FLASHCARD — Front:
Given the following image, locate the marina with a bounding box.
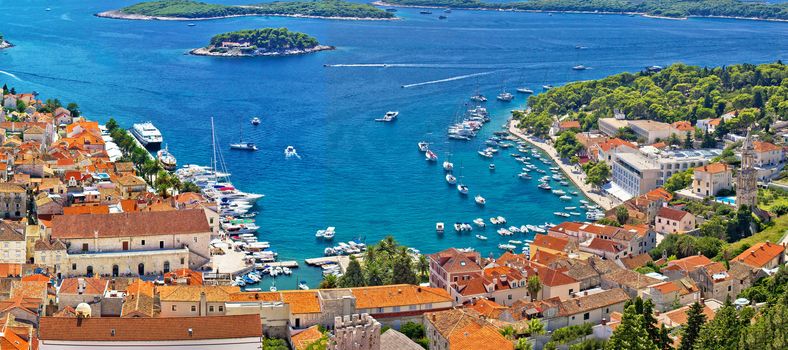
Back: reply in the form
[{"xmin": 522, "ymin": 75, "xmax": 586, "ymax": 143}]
[{"xmin": 2, "ymin": 2, "xmax": 782, "ymax": 289}]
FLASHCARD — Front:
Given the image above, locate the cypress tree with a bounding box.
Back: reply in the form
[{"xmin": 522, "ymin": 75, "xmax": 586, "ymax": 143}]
[
  {"xmin": 678, "ymin": 302, "xmax": 706, "ymax": 350},
  {"xmin": 606, "ymin": 305, "xmax": 658, "ymax": 350},
  {"xmin": 339, "ymin": 255, "xmax": 365, "ymax": 288}
]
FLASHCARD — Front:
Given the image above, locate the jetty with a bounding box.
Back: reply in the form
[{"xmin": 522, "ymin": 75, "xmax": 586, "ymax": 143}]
[
  {"xmin": 266, "ymin": 261, "xmax": 299, "ymax": 268},
  {"xmin": 305, "ymin": 254, "xmax": 363, "ymax": 273}
]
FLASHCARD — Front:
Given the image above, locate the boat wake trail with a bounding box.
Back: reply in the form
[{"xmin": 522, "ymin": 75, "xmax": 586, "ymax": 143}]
[
  {"xmin": 402, "ymin": 71, "xmax": 503, "ymax": 88},
  {"xmin": 0, "ymin": 70, "xmax": 22, "ymax": 81}
]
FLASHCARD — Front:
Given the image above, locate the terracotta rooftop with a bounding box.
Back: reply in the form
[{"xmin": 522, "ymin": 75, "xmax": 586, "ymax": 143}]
[
  {"xmin": 59, "ymin": 277, "xmax": 107, "ymax": 295},
  {"xmin": 51, "ymin": 209, "xmax": 210, "ymax": 239},
  {"xmin": 121, "ymin": 279, "xmax": 155, "ymax": 318},
  {"xmin": 10, "ymin": 281, "xmax": 48, "ymax": 300},
  {"xmin": 657, "ymin": 207, "xmax": 691, "ymax": 221},
  {"xmin": 537, "ymin": 266, "xmax": 577, "ymax": 287},
  {"xmin": 39, "ymin": 314, "xmax": 262, "ymax": 341},
  {"xmin": 694, "ymin": 162, "xmax": 730, "ymax": 174},
  {"xmin": 292, "ymin": 325, "xmax": 323, "ymax": 350},
  {"xmin": 661, "ymin": 303, "xmax": 715, "ymax": 327},
  {"xmin": 557, "ymin": 288, "xmax": 629, "ymax": 316},
  {"xmin": 454, "ymin": 276, "xmax": 490, "ymax": 296},
  {"xmin": 63, "ymin": 205, "xmax": 110, "ymax": 215},
  {"xmin": 732, "ymin": 242, "xmax": 785, "ymax": 269},
  {"xmin": 559, "ymin": 120, "xmax": 581, "ymax": 129},
  {"xmin": 352, "ymin": 284, "xmax": 452, "ymax": 310},
  {"xmin": 585, "ymin": 237, "xmax": 623, "ymax": 254},
  {"xmin": 664, "ymin": 255, "xmax": 713, "ymax": 273},
  {"xmin": 597, "ymin": 138, "xmax": 636, "ymax": 152},
  {"xmin": 426, "ymin": 308, "xmax": 513, "ymax": 350},
  {"xmin": 671, "ymin": 121, "xmax": 693, "ymax": 131},
  {"xmin": 645, "ymin": 187, "xmax": 673, "ymax": 201},
  {"xmin": 533, "ymin": 234, "xmax": 571, "ymax": 252},
  {"xmin": 467, "ymin": 299, "xmax": 509, "ymax": 319},
  {"xmin": 548, "ymin": 221, "xmax": 583, "ymax": 235},
  {"xmin": 157, "ymin": 285, "xmax": 239, "ymax": 303},
  {"xmin": 429, "ymin": 248, "xmax": 483, "ymax": 274},
  {"xmin": 280, "ymin": 290, "xmax": 322, "ymax": 314},
  {"xmin": 753, "ymin": 141, "xmax": 781, "ymax": 152},
  {"xmin": 603, "ymin": 269, "xmax": 660, "ymax": 289},
  {"xmin": 620, "ymin": 253, "xmax": 653, "ymax": 270},
  {"xmin": 650, "ymin": 281, "xmax": 681, "ymax": 294}
]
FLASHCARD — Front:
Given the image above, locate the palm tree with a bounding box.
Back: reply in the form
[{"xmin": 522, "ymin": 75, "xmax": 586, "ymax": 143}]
[
  {"xmin": 527, "ymin": 318, "xmax": 545, "ymax": 337},
  {"xmin": 417, "ymin": 255, "xmax": 429, "ymax": 279},
  {"xmin": 378, "ymin": 236, "xmax": 398, "ymax": 255},
  {"xmin": 527, "ymin": 275, "xmax": 542, "ymax": 302},
  {"xmin": 319, "ymin": 274, "xmax": 338, "ymax": 289},
  {"xmin": 180, "ymin": 181, "xmax": 201, "ymax": 193}
]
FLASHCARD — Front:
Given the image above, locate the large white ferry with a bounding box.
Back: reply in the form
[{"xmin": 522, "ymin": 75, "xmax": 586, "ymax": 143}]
[{"xmin": 130, "ymin": 122, "xmax": 163, "ymax": 148}]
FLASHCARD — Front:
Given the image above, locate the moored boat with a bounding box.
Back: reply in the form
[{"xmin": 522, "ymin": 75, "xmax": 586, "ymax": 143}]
[{"xmin": 157, "ymin": 146, "xmax": 177, "ymax": 171}]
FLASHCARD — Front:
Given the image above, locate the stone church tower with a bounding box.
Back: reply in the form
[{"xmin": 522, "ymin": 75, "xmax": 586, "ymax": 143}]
[{"xmin": 736, "ymin": 129, "xmax": 758, "ymax": 208}]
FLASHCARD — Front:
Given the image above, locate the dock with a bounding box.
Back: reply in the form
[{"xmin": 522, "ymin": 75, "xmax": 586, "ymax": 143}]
[
  {"xmin": 265, "ymin": 261, "xmax": 299, "ymax": 268},
  {"xmin": 305, "ymin": 254, "xmax": 363, "ymax": 273}
]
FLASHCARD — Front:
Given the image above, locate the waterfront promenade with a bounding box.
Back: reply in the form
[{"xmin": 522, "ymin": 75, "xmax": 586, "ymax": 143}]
[{"xmin": 508, "ymin": 119, "xmax": 617, "ymax": 211}]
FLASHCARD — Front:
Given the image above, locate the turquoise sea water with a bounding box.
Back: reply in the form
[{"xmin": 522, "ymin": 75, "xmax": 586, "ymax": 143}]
[{"xmin": 1, "ymin": 0, "xmax": 786, "ymax": 288}]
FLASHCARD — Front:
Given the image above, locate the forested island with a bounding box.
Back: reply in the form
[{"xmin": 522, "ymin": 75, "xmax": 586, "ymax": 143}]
[
  {"xmin": 377, "ymin": 0, "xmax": 788, "ymax": 21},
  {"xmin": 190, "ymin": 27, "xmax": 333, "ymax": 57},
  {"xmin": 98, "ymin": 0, "xmax": 396, "ymax": 20},
  {"xmin": 517, "ymin": 62, "xmax": 788, "ymax": 138}
]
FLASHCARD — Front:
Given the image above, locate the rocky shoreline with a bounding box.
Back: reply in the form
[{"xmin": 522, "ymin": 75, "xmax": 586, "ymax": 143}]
[
  {"xmin": 371, "ymin": 1, "xmax": 788, "ymax": 23},
  {"xmin": 189, "ymin": 45, "xmax": 335, "ymax": 57},
  {"xmin": 95, "ymin": 10, "xmax": 399, "ymax": 21}
]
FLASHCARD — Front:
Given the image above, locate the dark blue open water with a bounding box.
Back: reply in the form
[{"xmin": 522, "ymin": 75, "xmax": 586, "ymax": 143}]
[{"xmin": 1, "ymin": 0, "xmax": 786, "ymax": 288}]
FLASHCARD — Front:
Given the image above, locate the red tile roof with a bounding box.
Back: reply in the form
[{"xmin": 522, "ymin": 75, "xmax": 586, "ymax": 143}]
[
  {"xmin": 694, "ymin": 163, "xmax": 730, "ymax": 174},
  {"xmin": 429, "ymin": 248, "xmax": 482, "ymax": 274},
  {"xmin": 664, "ymin": 255, "xmax": 712, "ymax": 273},
  {"xmin": 559, "ymin": 121, "xmax": 581, "ymax": 129},
  {"xmin": 657, "ymin": 207, "xmax": 691, "ymax": 221},
  {"xmin": 671, "ymin": 121, "xmax": 693, "ymax": 132},
  {"xmin": 537, "ymin": 267, "xmax": 577, "ymax": 287},
  {"xmin": 753, "ymin": 141, "xmax": 781, "ymax": 152},
  {"xmin": 597, "ymin": 138, "xmax": 636, "ymax": 152},
  {"xmin": 733, "ymin": 242, "xmax": 785, "ymax": 269},
  {"xmin": 39, "ymin": 315, "xmax": 262, "ymax": 341},
  {"xmin": 51, "ymin": 209, "xmax": 210, "ymax": 239},
  {"xmin": 533, "ymin": 234, "xmax": 571, "ymax": 252}
]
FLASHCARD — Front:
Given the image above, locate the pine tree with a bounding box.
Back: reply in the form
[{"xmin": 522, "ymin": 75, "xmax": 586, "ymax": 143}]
[
  {"xmin": 684, "ymin": 131, "xmax": 693, "ymax": 149},
  {"xmin": 696, "ymin": 300, "xmax": 743, "ymax": 350},
  {"xmin": 339, "ymin": 255, "xmax": 365, "ymax": 288},
  {"xmin": 606, "ymin": 305, "xmax": 658, "ymax": 350},
  {"xmin": 678, "ymin": 302, "xmax": 706, "ymax": 350},
  {"xmin": 739, "ymin": 294, "xmax": 787, "ymax": 350},
  {"xmin": 391, "ymin": 252, "xmax": 417, "ymax": 285}
]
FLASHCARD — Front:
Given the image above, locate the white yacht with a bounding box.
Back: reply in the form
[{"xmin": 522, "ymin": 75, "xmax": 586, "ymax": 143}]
[
  {"xmin": 470, "ymin": 94, "xmax": 487, "ymax": 102},
  {"xmin": 230, "ymin": 142, "xmax": 258, "ymax": 151},
  {"xmin": 496, "ymin": 92, "xmax": 514, "ymax": 102},
  {"xmin": 418, "ymin": 141, "xmax": 429, "ymax": 152},
  {"xmin": 425, "ymin": 150, "xmax": 438, "ymax": 162},
  {"xmin": 443, "ymin": 161, "xmax": 454, "ymax": 171},
  {"xmin": 375, "ymin": 111, "xmax": 399, "ymax": 122},
  {"xmin": 457, "ymin": 184, "xmax": 469, "ymax": 195},
  {"xmin": 516, "ymin": 87, "xmax": 534, "ymax": 94},
  {"xmin": 475, "ymin": 195, "xmax": 486, "ymax": 206},
  {"xmin": 436, "ymin": 222, "xmax": 445, "ymax": 233},
  {"xmin": 131, "ymin": 122, "xmax": 163, "ymax": 148},
  {"xmin": 445, "ymin": 174, "xmax": 457, "ymax": 185},
  {"xmin": 251, "ymin": 117, "xmax": 261, "ymax": 125},
  {"xmin": 284, "ymin": 146, "xmax": 299, "ymax": 158}
]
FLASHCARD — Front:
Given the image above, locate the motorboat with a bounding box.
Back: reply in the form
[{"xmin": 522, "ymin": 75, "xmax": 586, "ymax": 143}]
[
  {"xmin": 488, "ymin": 164, "xmax": 495, "ymax": 170},
  {"xmin": 470, "ymin": 94, "xmax": 487, "ymax": 102},
  {"xmin": 542, "ymin": 85, "xmax": 553, "ymax": 90},
  {"xmin": 565, "ymin": 206, "xmax": 577, "ymax": 210},
  {"xmin": 284, "ymin": 146, "xmax": 299, "ymax": 158},
  {"xmin": 445, "ymin": 174, "xmax": 457, "ymax": 185},
  {"xmin": 498, "ymin": 244, "xmax": 516, "ymax": 250},
  {"xmin": 418, "ymin": 141, "xmax": 430, "ymax": 152},
  {"xmin": 570, "ymin": 212, "xmax": 582, "ymax": 216},
  {"xmin": 497, "ymin": 216, "xmax": 507, "ymax": 224},
  {"xmin": 509, "ymin": 240, "xmax": 522, "ymax": 244},
  {"xmin": 518, "ymin": 173, "xmax": 532, "ymax": 180},
  {"xmin": 475, "ymin": 195, "xmax": 486, "ymax": 206},
  {"xmin": 559, "ymin": 195, "xmax": 572, "ymax": 200},
  {"xmin": 251, "ymin": 117, "xmax": 261, "ymax": 125},
  {"xmin": 420, "ymin": 10, "xmax": 432, "ymax": 14},
  {"xmin": 516, "ymin": 87, "xmax": 534, "ymax": 94},
  {"xmin": 425, "ymin": 150, "xmax": 438, "ymax": 162},
  {"xmin": 473, "ymin": 218, "xmax": 486, "ymax": 227},
  {"xmin": 497, "ymin": 228, "xmax": 512, "ymax": 236},
  {"xmin": 375, "ymin": 111, "xmax": 399, "ymax": 122},
  {"xmin": 157, "ymin": 146, "xmax": 177, "ymax": 171},
  {"xmin": 187, "ymin": 23, "xmax": 196, "ymax": 27},
  {"xmin": 457, "ymin": 184, "xmax": 469, "ymax": 195},
  {"xmin": 509, "ymin": 226, "xmax": 521, "ymax": 233},
  {"xmin": 475, "ymin": 234, "xmax": 487, "ymax": 240},
  {"xmin": 538, "ymin": 183, "xmax": 552, "ymax": 190},
  {"xmin": 298, "ymin": 281, "xmax": 310, "ymax": 290},
  {"xmin": 554, "ymin": 212, "xmax": 571, "ymax": 217},
  {"xmin": 478, "ymin": 151, "xmax": 493, "ymax": 158},
  {"xmin": 230, "ymin": 142, "xmax": 258, "ymax": 151},
  {"xmin": 438, "ymin": 15, "xmax": 447, "ymax": 19},
  {"xmin": 496, "ymin": 92, "xmax": 514, "ymax": 102},
  {"xmin": 443, "ymin": 161, "xmax": 454, "ymax": 171},
  {"xmin": 436, "ymin": 222, "xmax": 445, "ymax": 233},
  {"xmin": 130, "ymin": 122, "xmax": 163, "ymax": 148},
  {"xmin": 552, "ymin": 189, "xmax": 566, "ymax": 195},
  {"xmin": 572, "ymin": 65, "xmax": 589, "ymax": 70}
]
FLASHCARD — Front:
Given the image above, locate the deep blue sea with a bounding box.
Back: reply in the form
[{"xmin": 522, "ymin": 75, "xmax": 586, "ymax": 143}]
[{"xmin": 1, "ymin": 0, "xmax": 786, "ymax": 288}]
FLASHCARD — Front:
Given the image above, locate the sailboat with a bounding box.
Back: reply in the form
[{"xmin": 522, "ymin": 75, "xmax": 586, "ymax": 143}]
[{"xmin": 230, "ymin": 118, "xmax": 258, "ymax": 151}]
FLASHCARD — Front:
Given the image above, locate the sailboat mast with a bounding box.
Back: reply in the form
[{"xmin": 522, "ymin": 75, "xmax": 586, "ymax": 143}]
[{"xmin": 211, "ymin": 117, "xmax": 218, "ymax": 180}]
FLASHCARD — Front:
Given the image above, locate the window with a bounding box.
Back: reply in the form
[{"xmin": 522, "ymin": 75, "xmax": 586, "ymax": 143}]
[
  {"xmin": 141, "ymin": 240, "xmax": 145, "ymax": 246},
  {"xmin": 193, "ymin": 237, "xmax": 198, "ymax": 243},
  {"xmin": 180, "ymin": 258, "xmax": 185, "ymax": 265},
  {"xmin": 409, "ymin": 305, "xmax": 417, "ymax": 311},
  {"xmin": 218, "ymin": 306, "xmax": 223, "ymax": 312},
  {"xmin": 160, "ymin": 241, "xmax": 165, "ymax": 249},
  {"xmin": 571, "ymin": 316, "xmax": 575, "ymax": 320},
  {"xmin": 82, "ymin": 243, "xmax": 88, "ymax": 251},
  {"xmin": 172, "ymin": 305, "xmax": 177, "ymax": 311},
  {"xmin": 378, "ymin": 307, "xmax": 384, "ymax": 313},
  {"xmin": 209, "ymin": 306, "xmax": 214, "ymax": 312},
  {"xmin": 584, "ymin": 312, "xmax": 590, "ymax": 320},
  {"xmin": 72, "ymin": 263, "xmax": 77, "ymax": 271},
  {"xmin": 508, "ymin": 295, "xmax": 512, "ymax": 300},
  {"xmin": 191, "ymin": 306, "xmax": 196, "ymax": 312},
  {"xmin": 569, "ymin": 289, "xmax": 574, "ymax": 295},
  {"xmin": 606, "ymin": 308, "xmax": 609, "ymax": 313},
  {"xmin": 393, "ymin": 306, "xmax": 400, "ymax": 312}
]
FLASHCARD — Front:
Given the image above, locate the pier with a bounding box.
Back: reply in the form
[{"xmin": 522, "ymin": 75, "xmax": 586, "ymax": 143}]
[
  {"xmin": 266, "ymin": 261, "xmax": 299, "ymax": 268},
  {"xmin": 305, "ymin": 255, "xmax": 363, "ymax": 273}
]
